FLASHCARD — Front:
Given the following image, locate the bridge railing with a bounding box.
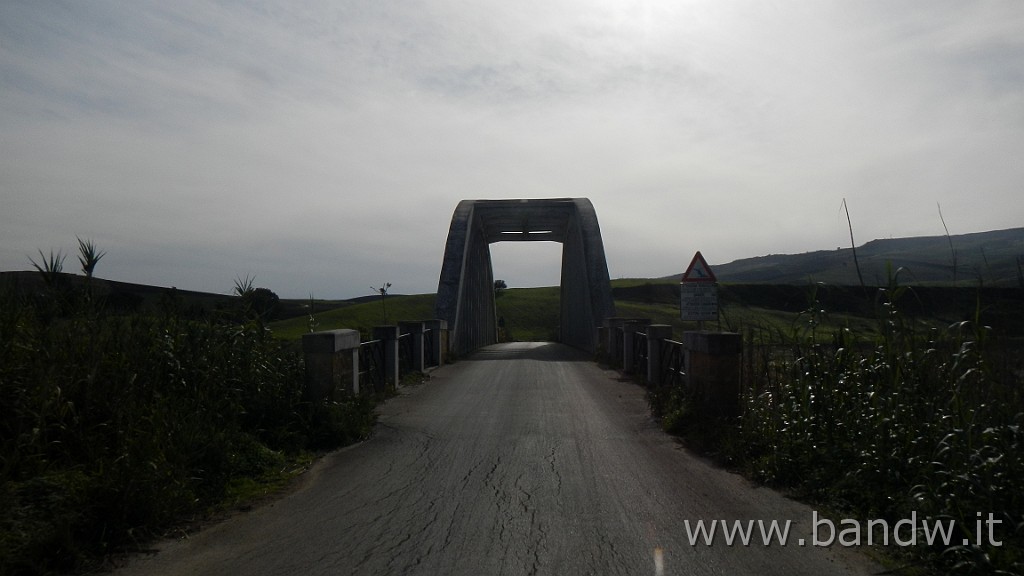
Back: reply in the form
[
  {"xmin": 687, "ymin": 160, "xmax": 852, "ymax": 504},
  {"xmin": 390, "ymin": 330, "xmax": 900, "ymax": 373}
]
[
  {"xmin": 424, "ymin": 327, "xmax": 436, "ymax": 367},
  {"xmin": 601, "ymin": 318, "xmax": 651, "ymax": 372},
  {"xmin": 631, "ymin": 328, "xmax": 649, "ymax": 375},
  {"xmin": 398, "ymin": 331, "xmax": 412, "ymax": 374},
  {"xmin": 359, "ymin": 338, "xmax": 386, "ymax": 396},
  {"xmin": 304, "ymin": 319, "xmax": 448, "ymax": 399},
  {"xmin": 659, "ymin": 338, "xmax": 687, "ymax": 389},
  {"xmin": 600, "ymin": 321, "xmax": 741, "ymax": 417}
]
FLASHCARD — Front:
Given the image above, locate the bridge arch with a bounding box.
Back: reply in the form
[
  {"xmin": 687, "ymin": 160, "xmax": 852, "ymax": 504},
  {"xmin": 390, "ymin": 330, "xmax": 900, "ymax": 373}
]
[{"xmin": 435, "ymin": 198, "xmax": 616, "ymax": 356}]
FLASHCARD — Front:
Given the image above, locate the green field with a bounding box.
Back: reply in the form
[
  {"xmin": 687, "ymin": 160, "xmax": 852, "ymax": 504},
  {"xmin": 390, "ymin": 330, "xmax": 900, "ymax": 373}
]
[
  {"xmin": 270, "ymin": 288, "xmax": 568, "ymax": 343},
  {"xmin": 271, "ymin": 294, "xmax": 437, "ymax": 341},
  {"xmin": 272, "ymin": 279, "xmax": 1024, "ymax": 344}
]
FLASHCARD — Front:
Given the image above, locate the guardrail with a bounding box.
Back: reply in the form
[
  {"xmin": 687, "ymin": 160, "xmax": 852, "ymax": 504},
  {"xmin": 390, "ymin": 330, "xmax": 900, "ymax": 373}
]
[
  {"xmin": 659, "ymin": 338, "xmax": 686, "ymax": 389},
  {"xmin": 599, "ymin": 319, "xmax": 740, "ymax": 417},
  {"xmin": 632, "ymin": 328, "xmax": 648, "ymax": 375},
  {"xmin": 398, "ymin": 331, "xmax": 412, "ymax": 374},
  {"xmin": 359, "ymin": 338, "xmax": 385, "ymax": 396},
  {"xmin": 304, "ymin": 319, "xmax": 448, "ymax": 399}
]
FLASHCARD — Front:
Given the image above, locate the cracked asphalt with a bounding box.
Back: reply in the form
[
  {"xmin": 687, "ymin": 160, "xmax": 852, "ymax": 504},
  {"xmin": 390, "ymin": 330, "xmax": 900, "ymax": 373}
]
[{"xmin": 112, "ymin": 342, "xmax": 883, "ymax": 575}]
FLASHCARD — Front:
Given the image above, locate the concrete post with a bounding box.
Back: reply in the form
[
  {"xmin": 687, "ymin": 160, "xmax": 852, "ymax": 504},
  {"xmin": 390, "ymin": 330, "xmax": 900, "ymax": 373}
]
[
  {"xmin": 373, "ymin": 325, "xmax": 401, "ymax": 388},
  {"xmin": 423, "ymin": 319, "xmax": 447, "ymax": 368},
  {"xmin": 302, "ymin": 329, "xmax": 361, "ymax": 399},
  {"xmin": 683, "ymin": 331, "xmax": 742, "ymax": 417},
  {"xmin": 621, "ymin": 320, "xmax": 650, "ymax": 374},
  {"xmin": 399, "ymin": 321, "xmax": 426, "ymax": 373},
  {"xmin": 645, "ymin": 324, "xmax": 674, "ymax": 386},
  {"xmin": 603, "ymin": 318, "xmax": 626, "ymax": 366}
]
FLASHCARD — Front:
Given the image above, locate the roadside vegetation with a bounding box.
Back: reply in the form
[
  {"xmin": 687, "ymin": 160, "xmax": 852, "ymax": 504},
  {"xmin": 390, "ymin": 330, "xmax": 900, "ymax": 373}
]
[
  {"xmin": 0, "ymin": 245, "xmax": 377, "ymax": 576},
  {"xmin": 640, "ymin": 276, "xmax": 1024, "ymax": 575},
  {"xmin": 733, "ymin": 282, "xmax": 1021, "ymax": 574}
]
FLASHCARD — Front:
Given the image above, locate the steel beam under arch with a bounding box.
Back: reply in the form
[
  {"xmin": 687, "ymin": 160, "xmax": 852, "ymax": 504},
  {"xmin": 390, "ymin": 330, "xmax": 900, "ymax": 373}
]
[{"xmin": 435, "ymin": 198, "xmax": 616, "ymax": 357}]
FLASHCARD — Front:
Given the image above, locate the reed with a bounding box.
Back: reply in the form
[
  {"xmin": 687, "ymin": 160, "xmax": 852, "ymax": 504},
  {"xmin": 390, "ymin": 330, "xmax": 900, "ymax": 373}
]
[
  {"xmin": 1, "ymin": 260, "xmax": 376, "ymax": 574},
  {"xmin": 730, "ymin": 273, "xmax": 1023, "ymax": 573}
]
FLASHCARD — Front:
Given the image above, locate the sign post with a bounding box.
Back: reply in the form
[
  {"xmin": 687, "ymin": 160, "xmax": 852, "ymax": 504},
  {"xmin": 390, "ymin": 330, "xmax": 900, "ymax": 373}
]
[{"xmin": 680, "ymin": 251, "xmax": 718, "ymax": 327}]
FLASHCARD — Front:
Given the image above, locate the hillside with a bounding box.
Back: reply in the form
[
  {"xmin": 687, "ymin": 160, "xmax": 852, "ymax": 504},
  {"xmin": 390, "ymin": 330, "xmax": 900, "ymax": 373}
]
[
  {"xmin": 0, "ymin": 271, "xmax": 350, "ymax": 320},
  {"xmin": 671, "ymin": 227, "xmax": 1024, "ymax": 286}
]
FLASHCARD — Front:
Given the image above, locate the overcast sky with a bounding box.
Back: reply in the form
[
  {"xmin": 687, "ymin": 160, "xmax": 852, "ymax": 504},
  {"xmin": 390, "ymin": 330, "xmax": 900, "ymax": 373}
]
[{"xmin": 2, "ymin": 1, "xmax": 1022, "ymax": 298}]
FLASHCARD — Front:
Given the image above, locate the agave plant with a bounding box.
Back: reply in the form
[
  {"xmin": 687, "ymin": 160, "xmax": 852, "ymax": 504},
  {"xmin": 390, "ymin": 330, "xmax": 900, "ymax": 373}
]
[
  {"xmin": 76, "ymin": 237, "xmax": 106, "ymax": 279},
  {"xmin": 233, "ymin": 274, "xmax": 256, "ymax": 297},
  {"xmin": 28, "ymin": 248, "xmax": 65, "ymax": 287}
]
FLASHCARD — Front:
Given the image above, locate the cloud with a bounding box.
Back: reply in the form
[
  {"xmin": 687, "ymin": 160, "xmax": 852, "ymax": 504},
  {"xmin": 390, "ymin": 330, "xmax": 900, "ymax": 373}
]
[{"xmin": 2, "ymin": 0, "xmax": 1023, "ymax": 297}]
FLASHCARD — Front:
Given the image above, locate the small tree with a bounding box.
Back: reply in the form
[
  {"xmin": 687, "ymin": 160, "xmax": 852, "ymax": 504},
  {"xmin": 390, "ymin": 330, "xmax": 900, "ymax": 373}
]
[
  {"xmin": 373, "ymin": 283, "xmax": 392, "ymax": 325},
  {"xmin": 247, "ymin": 287, "xmax": 280, "ymax": 321},
  {"xmin": 494, "ymin": 279, "xmax": 507, "ymax": 298},
  {"xmin": 308, "ymin": 292, "xmax": 319, "ymax": 333}
]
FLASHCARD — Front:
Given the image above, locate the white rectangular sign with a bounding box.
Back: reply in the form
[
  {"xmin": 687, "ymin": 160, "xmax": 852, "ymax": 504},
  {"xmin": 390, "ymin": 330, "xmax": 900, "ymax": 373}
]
[{"xmin": 680, "ymin": 282, "xmax": 718, "ymax": 321}]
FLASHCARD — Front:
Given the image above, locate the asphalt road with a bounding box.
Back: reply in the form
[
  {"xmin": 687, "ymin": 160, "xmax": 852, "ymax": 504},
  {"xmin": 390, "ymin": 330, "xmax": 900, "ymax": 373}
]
[{"xmin": 113, "ymin": 342, "xmax": 882, "ymax": 576}]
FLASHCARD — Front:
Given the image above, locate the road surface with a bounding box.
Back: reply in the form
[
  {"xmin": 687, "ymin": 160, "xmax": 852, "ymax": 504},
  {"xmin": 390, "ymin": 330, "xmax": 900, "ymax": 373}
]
[{"xmin": 113, "ymin": 342, "xmax": 882, "ymax": 575}]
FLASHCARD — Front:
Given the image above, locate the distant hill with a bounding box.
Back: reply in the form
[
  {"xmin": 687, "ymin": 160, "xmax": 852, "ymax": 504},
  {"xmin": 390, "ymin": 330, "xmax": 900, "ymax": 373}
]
[
  {"xmin": 667, "ymin": 228, "xmax": 1024, "ymax": 287},
  {"xmin": 0, "ymin": 271, "xmax": 352, "ymax": 320},
  {"xmin": 0, "ymin": 270, "xmax": 231, "ymax": 308}
]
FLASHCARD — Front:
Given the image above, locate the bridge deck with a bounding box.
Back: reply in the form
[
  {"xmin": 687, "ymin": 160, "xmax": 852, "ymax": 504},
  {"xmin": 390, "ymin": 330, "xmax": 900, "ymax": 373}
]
[{"xmin": 114, "ymin": 343, "xmax": 880, "ymax": 576}]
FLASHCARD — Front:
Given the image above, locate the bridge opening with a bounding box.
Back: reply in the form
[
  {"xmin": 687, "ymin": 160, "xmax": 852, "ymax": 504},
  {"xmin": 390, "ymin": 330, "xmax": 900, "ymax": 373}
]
[
  {"xmin": 489, "ymin": 242, "xmax": 563, "ymax": 288},
  {"xmin": 490, "ymin": 242, "xmax": 563, "ymax": 342},
  {"xmin": 435, "ymin": 198, "xmax": 616, "ymax": 357}
]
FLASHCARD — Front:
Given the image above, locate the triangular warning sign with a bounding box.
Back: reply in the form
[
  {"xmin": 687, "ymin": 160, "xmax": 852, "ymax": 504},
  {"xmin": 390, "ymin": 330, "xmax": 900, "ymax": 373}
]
[{"xmin": 682, "ymin": 251, "xmax": 717, "ymax": 283}]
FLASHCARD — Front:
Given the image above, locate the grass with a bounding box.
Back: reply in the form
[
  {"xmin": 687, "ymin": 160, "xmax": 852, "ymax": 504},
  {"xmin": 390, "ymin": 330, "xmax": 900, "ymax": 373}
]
[
  {"xmin": 274, "ymin": 281, "xmax": 952, "ymax": 346},
  {"xmin": 270, "ymin": 294, "xmax": 437, "ymax": 341},
  {"xmin": 271, "ymin": 287, "xmax": 562, "ymax": 344},
  {"xmin": 495, "ymin": 287, "xmax": 561, "ymax": 341}
]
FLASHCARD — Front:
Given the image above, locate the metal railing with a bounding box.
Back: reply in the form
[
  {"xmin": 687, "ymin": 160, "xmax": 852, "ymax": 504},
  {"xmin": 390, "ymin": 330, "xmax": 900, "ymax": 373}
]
[
  {"xmin": 359, "ymin": 339, "xmax": 385, "ymax": 395},
  {"xmin": 308, "ymin": 323, "xmax": 448, "ymax": 398},
  {"xmin": 424, "ymin": 328, "xmax": 436, "ymax": 368},
  {"xmin": 398, "ymin": 331, "xmax": 412, "ymax": 374},
  {"xmin": 632, "ymin": 330, "xmax": 648, "ymax": 375},
  {"xmin": 660, "ymin": 339, "xmax": 687, "ymax": 389}
]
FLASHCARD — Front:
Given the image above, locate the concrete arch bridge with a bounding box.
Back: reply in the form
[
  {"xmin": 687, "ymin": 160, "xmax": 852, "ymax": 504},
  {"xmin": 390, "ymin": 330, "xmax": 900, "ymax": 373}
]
[{"xmin": 435, "ymin": 198, "xmax": 616, "ymax": 357}]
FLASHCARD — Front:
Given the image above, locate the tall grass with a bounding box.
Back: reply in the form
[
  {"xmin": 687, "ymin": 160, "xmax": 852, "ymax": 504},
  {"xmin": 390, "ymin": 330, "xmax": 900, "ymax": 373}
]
[
  {"xmin": 0, "ymin": 279, "xmax": 376, "ymax": 575},
  {"xmin": 728, "ymin": 277, "xmax": 1023, "ymax": 574}
]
